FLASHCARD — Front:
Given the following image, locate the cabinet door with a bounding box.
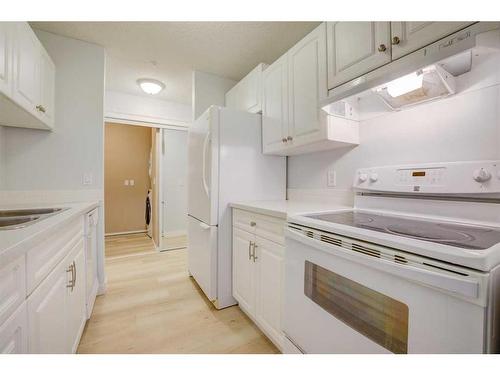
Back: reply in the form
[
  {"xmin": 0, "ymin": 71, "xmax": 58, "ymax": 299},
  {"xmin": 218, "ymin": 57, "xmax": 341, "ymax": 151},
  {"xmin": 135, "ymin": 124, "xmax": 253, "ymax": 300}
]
[
  {"xmin": 262, "ymin": 53, "xmax": 288, "ymax": 154},
  {"xmin": 67, "ymin": 242, "xmax": 87, "ymax": 353},
  {"xmin": 0, "ymin": 23, "xmax": 13, "ymax": 96},
  {"xmin": 27, "ymin": 257, "xmax": 69, "ymax": 354},
  {"xmin": 12, "ymin": 23, "xmax": 40, "ymax": 114},
  {"xmin": 232, "ymin": 228, "xmax": 256, "ymax": 315},
  {"xmin": 255, "ymin": 236, "xmax": 284, "ymax": 348},
  {"xmin": 287, "ymin": 23, "xmax": 328, "ymax": 148},
  {"xmin": 38, "ymin": 48, "xmax": 55, "ymax": 128},
  {"xmin": 327, "ymin": 22, "xmax": 391, "ymax": 89},
  {"xmin": 391, "ymin": 22, "xmax": 474, "ymax": 60},
  {"xmin": 0, "ymin": 303, "xmax": 28, "ymax": 354}
]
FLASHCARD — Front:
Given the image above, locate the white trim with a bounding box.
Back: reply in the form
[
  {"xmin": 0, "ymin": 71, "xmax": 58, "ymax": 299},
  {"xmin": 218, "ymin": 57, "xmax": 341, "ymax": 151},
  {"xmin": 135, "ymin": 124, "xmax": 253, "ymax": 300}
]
[
  {"xmin": 104, "ymin": 116, "xmax": 189, "ymax": 130},
  {"xmin": 105, "ymin": 229, "xmax": 147, "ymax": 237}
]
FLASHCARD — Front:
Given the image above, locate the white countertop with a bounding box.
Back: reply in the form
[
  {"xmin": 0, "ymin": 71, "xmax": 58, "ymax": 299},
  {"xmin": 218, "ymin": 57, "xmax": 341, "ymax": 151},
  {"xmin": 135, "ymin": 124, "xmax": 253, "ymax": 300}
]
[
  {"xmin": 0, "ymin": 201, "xmax": 99, "ymax": 262},
  {"xmin": 230, "ymin": 200, "xmax": 352, "ymax": 219}
]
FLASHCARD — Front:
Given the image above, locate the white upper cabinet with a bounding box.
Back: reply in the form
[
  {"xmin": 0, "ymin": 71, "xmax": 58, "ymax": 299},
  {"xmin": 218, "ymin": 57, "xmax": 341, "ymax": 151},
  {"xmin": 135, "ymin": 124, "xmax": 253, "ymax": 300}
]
[
  {"xmin": 262, "ymin": 53, "xmax": 288, "ymax": 154},
  {"xmin": 263, "ymin": 23, "xmax": 358, "ymax": 155},
  {"xmin": 287, "ymin": 22, "xmax": 328, "ymax": 149},
  {"xmin": 390, "ymin": 22, "xmax": 475, "ymax": 60},
  {"xmin": 0, "ymin": 23, "xmax": 13, "ymax": 96},
  {"xmin": 327, "ymin": 22, "xmax": 391, "ymax": 89},
  {"xmin": 225, "ymin": 63, "xmax": 268, "ymax": 113},
  {"xmin": 0, "ymin": 22, "xmax": 55, "ymax": 130}
]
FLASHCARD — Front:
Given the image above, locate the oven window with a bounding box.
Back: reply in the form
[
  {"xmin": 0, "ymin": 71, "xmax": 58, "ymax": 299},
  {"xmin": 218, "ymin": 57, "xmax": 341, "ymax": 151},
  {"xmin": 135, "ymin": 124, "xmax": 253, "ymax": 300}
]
[{"xmin": 304, "ymin": 261, "xmax": 409, "ymax": 354}]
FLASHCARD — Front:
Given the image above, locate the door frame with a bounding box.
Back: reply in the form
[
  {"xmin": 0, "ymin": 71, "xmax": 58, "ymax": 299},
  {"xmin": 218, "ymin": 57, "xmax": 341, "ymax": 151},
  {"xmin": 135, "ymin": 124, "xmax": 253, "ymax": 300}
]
[{"xmin": 103, "ymin": 115, "xmax": 190, "ymax": 252}]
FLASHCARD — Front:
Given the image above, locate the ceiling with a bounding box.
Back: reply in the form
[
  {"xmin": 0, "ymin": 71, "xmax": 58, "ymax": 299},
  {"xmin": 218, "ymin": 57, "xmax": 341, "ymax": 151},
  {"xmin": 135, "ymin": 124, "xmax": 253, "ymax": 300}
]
[{"xmin": 30, "ymin": 22, "xmax": 320, "ymax": 105}]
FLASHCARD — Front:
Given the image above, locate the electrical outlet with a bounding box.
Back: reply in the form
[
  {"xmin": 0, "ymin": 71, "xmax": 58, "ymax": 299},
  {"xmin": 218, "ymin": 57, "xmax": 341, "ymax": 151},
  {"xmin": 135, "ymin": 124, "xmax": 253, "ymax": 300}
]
[
  {"xmin": 130, "ymin": 179, "xmax": 135, "ymax": 186},
  {"xmin": 82, "ymin": 173, "xmax": 93, "ymax": 185},
  {"xmin": 327, "ymin": 170, "xmax": 336, "ymax": 188},
  {"xmin": 124, "ymin": 180, "xmax": 129, "ymax": 186}
]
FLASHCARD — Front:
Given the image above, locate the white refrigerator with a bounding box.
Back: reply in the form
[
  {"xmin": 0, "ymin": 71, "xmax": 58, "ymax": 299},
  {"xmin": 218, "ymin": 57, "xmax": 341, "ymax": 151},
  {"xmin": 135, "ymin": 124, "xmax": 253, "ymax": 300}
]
[{"xmin": 187, "ymin": 106, "xmax": 286, "ymax": 309}]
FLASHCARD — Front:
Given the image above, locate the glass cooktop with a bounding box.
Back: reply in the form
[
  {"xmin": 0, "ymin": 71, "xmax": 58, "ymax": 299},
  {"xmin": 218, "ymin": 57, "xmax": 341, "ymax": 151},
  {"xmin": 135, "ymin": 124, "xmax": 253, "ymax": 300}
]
[{"xmin": 305, "ymin": 211, "xmax": 500, "ymax": 250}]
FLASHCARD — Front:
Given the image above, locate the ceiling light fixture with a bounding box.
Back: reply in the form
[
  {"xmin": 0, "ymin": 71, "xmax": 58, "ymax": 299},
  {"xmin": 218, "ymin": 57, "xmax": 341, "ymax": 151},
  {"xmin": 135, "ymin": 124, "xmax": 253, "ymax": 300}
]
[{"xmin": 137, "ymin": 78, "xmax": 165, "ymax": 95}]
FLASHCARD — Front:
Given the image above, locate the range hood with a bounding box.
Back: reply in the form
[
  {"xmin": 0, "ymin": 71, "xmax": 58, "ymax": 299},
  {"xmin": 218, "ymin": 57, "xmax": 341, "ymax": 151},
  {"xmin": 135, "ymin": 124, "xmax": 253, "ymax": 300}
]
[{"xmin": 322, "ymin": 22, "xmax": 500, "ymax": 116}]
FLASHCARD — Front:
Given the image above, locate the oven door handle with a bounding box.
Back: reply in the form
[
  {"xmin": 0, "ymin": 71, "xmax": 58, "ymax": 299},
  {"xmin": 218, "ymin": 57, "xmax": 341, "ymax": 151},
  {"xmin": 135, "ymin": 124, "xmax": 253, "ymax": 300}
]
[{"xmin": 286, "ymin": 228, "xmax": 480, "ymax": 299}]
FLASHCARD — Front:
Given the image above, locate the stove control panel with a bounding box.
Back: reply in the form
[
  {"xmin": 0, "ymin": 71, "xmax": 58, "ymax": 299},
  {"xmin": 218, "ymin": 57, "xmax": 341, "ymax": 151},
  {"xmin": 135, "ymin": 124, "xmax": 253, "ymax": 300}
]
[{"xmin": 354, "ymin": 160, "xmax": 500, "ymax": 194}]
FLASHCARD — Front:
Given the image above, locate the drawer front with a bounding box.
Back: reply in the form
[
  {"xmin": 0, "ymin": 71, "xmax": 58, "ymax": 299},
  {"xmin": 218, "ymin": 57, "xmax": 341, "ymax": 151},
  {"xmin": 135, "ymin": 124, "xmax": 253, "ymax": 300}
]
[
  {"xmin": 0, "ymin": 255, "xmax": 26, "ymax": 327},
  {"xmin": 27, "ymin": 217, "xmax": 84, "ymax": 295},
  {"xmin": 0, "ymin": 302, "xmax": 28, "ymax": 354},
  {"xmin": 233, "ymin": 208, "xmax": 285, "ymax": 245}
]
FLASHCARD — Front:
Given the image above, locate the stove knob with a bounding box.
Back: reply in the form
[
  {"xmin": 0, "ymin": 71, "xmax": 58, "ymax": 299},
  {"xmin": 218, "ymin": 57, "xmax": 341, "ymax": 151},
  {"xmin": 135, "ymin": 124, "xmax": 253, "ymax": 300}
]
[
  {"xmin": 473, "ymin": 168, "xmax": 492, "ymax": 183},
  {"xmin": 369, "ymin": 173, "xmax": 378, "ymax": 183},
  {"xmin": 358, "ymin": 173, "xmax": 368, "ymax": 183}
]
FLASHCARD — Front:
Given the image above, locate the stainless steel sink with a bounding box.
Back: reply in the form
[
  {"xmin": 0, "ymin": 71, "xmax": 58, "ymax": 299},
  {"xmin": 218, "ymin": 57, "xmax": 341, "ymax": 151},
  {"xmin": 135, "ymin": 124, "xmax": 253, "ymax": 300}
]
[{"xmin": 0, "ymin": 207, "xmax": 69, "ymax": 230}]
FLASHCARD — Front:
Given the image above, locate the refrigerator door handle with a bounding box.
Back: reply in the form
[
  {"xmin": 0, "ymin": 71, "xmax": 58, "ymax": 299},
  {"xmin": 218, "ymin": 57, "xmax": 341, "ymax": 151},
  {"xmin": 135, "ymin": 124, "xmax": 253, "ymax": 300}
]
[{"xmin": 202, "ymin": 131, "xmax": 211, "ymax": 198}]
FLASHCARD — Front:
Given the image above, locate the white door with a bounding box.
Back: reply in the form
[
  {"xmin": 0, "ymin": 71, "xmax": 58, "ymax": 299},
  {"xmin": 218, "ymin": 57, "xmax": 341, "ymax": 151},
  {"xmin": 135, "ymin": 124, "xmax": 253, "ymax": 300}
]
[
  {"xmin": 187, "ymin": 107, "xmax": 218, "ymax": 225},
  {"xmin": 255, "ymin": 236, "xmax": 284, "ymax": 348},
  {"xmin": 232, "ymin": 228, "xmax": 256, "ymax": 315},
  {"xmin": 0, "ymin": 23, "xmax": 12, "ymax": 96},
  {"xmin": 162, "ymin": 128, "xmax": 188, "ymax": 242},
  {"xmin": 38, "ymin": 48, "xmax": 55, "ymax": 128},
  {"xmin": 0, "ymin": 303, "xmax": 28, "ymax": 354},
  {"xmin": 12, "ymin": 23, "xmax": 40, "ymax": 115},
  {"xmin": 327, "ymin": 22, "xmax": 391, "ymax": 89},
  {"xmin": 187, "ymin": 215, "xmax": 218, "ymax": 302},
  {"xmin": 287, "ymin": 23, "xmax": 328, "ymax": 148},
  {"xmin": 390, "ymin": 22, "xmax": 474, "ymax": 59},
  {"xmin": 66, "ymin": 242, "xmax": 87, "ymax": 353},
  {"xmin": 262, "ymin": 53, "xmax": 288, "ymax": 154},
  {"xmin": 27, "ymin": 256, "xmax": 69, "ymax": 353}
]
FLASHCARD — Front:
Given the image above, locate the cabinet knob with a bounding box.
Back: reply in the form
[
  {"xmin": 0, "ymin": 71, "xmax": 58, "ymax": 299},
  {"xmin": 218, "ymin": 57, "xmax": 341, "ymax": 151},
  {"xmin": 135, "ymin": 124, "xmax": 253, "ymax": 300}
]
[
  {"xmin": 392, "ymin": 36, "xmax": 401, "ymax": 45},
  {"xmin": 378, "ymin": 44, "xmax": 387, "ymax": 52},
  {"xmin": 287, "ymin": 136, "xmax": 293, "ymax": 141},
  {"xmin": 36, "ymin": 105, "xmax": 46, "ymax": 113},
  {"xmin": 250, "ymin": 221, "xmax": 256, "ymax": 227},
  {"xmin": 282, "ymin": 138, "xmax": 288, "ymax": 143}
]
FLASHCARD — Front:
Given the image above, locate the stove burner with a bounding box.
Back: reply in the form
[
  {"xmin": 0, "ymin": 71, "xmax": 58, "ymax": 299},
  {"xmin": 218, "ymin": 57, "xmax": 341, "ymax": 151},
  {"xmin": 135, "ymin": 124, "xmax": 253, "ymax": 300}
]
[{"xmin": 385, "ymin": 223, "xmax": 475, "ymax": 243}]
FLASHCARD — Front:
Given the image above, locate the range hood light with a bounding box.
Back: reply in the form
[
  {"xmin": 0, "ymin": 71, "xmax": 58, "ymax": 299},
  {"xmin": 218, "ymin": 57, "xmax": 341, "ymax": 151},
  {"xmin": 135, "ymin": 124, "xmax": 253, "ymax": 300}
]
[{"xmin": 385, "ymin": 71, "xmax": 424, "ymax": 98}]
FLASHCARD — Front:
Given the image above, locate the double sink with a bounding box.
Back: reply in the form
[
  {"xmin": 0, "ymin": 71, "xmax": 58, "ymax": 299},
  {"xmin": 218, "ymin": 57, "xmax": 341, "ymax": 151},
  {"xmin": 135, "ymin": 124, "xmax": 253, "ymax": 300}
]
[{"xmin": 0, "ymin": 208, "xmax": 68, "ymax": 230}]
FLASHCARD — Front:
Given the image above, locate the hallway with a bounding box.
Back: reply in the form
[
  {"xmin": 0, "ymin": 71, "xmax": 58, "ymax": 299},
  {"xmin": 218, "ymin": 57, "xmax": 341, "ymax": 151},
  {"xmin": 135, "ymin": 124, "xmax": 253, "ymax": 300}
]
[{"xmin": 77, "ymin": 235, "xmax": 279, "ymax": 354}]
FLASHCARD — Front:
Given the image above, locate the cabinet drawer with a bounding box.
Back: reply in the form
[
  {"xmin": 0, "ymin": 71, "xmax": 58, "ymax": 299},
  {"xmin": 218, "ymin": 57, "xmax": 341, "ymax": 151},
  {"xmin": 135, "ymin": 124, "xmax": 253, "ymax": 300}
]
[
  {"xmin": 233, "ymin": 208, "xmax": 285, "ymax": 245},
  {"xmin": 0, "ymin": 301, "xmax": 28, "ymax": 354},
  {"xmin": 0, "ymin": 255, "xmax": 26, "ymax": 327},
  {"xmin": 26, "ymin": 217, "xmax": 84, "ymax": 295}
]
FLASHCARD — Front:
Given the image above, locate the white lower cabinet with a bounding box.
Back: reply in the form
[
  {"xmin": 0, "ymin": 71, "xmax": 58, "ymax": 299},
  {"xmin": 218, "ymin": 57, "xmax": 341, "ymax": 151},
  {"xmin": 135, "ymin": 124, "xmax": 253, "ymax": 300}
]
[
  {"xmin": 0, "ymin": 303, "xmax": 28, "ymax": 354},
  {"xmin": 232, "ymin": 209, "xmax": 285, "ymax": 350},
  {"xmin": 27, "ymin": 238, "xmax": 87, "ymax": 354}
]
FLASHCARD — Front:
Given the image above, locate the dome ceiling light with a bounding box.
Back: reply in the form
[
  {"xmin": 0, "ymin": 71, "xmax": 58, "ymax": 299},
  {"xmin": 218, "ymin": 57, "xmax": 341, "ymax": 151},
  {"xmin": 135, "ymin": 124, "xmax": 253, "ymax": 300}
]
[{"xmin": 137, "ymin": 78, "xmax": 165, "ymax": 95}]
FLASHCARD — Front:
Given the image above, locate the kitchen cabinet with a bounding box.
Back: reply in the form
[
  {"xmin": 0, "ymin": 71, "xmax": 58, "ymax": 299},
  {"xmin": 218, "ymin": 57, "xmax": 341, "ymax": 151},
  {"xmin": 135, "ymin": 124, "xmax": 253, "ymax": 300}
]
[
  {"xmin": 0, "ymin": 23, "xmax": 12, "ymax": 97},
  {"xmin": 263, "ymin": 23, "xmax": 357, "ymax": 155},
  {"xmin": 232, "ymin": 209, "xmax": 284, "ymax": 350},
  {"xmin": 390, "ymin": 22, "xmax": 474, "ymax": 60},
  {"xmin": 225, "ymin": 63, "xmax": 268, "ymax": 113},
  {"xmin": 327, "ymin": 22, "xmax": 391, "ymax": 89},
  {"xmin": 0, "ymin": 303, "xmax": 28, "ymax": 354},
  {"xmin": 27, "ymin": 238, "xmax": 87, "ymax": 354},
  {"xmin": 0, "ymin": 22, "xmax": 55, "ymax": 130}
]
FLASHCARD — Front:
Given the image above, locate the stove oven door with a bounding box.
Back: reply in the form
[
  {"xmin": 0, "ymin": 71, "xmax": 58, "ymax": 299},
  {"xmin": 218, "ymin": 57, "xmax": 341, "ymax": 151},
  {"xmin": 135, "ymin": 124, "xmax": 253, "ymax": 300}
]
[{"xmin": 283, "ymin": 226, "xmax": 488, "ymax": 354}]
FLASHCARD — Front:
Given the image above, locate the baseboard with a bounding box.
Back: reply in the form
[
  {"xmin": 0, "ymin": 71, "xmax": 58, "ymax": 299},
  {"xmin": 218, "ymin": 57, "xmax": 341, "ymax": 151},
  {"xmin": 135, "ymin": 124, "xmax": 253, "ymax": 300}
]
[{"xmin": 105, "ymin": 230, "xmax": 147, "ymax": 236}]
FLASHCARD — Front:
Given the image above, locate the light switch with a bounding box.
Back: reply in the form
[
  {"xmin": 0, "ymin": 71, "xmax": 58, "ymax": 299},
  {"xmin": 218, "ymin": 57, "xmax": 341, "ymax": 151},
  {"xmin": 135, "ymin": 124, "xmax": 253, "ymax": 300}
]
[
  {"xmin": 82, "ymin": 173, "xmax": 93, "ymax": 185},
  {"xmin": 130, "ymin": 179, "xmax": 135, "ymax": 186},
  {"xmin": 327, "ymin": 170, "xmax": 336, "ymax": 188},
  {"xmin": 124, "ymin": 180, "xmax": 129, "ymax": 186}
]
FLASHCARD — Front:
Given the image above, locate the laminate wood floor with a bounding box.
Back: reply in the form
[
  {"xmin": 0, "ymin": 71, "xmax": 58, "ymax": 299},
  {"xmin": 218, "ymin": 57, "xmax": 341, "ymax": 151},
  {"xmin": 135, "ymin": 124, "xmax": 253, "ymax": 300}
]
[
  {"xmin": 105, "ymin": 233, "xmax": 156, "ymax": 258},
  {"xmin": 77, "ymin": 234, "xmax": 279, "ymax": 354}
]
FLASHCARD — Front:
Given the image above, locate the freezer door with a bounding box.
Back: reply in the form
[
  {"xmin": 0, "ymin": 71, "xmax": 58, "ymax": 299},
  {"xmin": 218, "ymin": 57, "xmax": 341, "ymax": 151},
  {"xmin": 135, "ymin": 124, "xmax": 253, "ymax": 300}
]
[
  {"xmin": 187, "ymin": 215, "xmax": 218, "ymax": 302},
  {"xmin": 187, "ymin": 107, "xmax": 219, "ymax": 225}
]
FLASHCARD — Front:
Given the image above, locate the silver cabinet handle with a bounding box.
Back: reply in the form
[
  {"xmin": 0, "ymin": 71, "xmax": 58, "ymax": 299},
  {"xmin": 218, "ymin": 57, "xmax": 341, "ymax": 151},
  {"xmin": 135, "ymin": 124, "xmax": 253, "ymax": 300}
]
[
  {"xmin": 281, "ymin": 138, "xmax": 288, "ymax": 143},
  {"xmin": 252, "ymin": 243, "xmax": 258, "ymax": 262},
  {"xmin": 248, "ymin": 241, "xmax": 253, "ymax": 260},
  {"xmin": 72, "ymin": 260, "xmax": 76, "ymax": 288},
  {"xmin": 66, "ymin": 262, "xmax": 75, "ymax": 291},
  {"xmin": 36, "ymin": 105, "xmax": 46, "ymax": 113}
]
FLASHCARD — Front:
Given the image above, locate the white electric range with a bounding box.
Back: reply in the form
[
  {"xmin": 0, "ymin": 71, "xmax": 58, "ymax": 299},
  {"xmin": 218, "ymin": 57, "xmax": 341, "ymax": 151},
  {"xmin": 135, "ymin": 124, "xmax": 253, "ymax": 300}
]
[{"xmin": 283, "ymin": 160, "xmax": 500, "ymax": 354}]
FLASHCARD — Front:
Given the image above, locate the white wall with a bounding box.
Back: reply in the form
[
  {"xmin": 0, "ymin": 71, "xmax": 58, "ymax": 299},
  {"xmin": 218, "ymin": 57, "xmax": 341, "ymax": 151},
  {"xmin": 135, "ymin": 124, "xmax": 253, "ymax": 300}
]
[
  {"xmin": 288, "ymin": 54, "xmax": 500, "ymax": 192},
  {"xmin": 192, "ymin": 71, "xmax": 235, "ymax": 121},
  {"xmin": 105, "ymin": 90, "xmax": 191, "ymax": 127},
  {"xmin": 3, "ymin": 30, "xmax": 105, "ymax": 192}
]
